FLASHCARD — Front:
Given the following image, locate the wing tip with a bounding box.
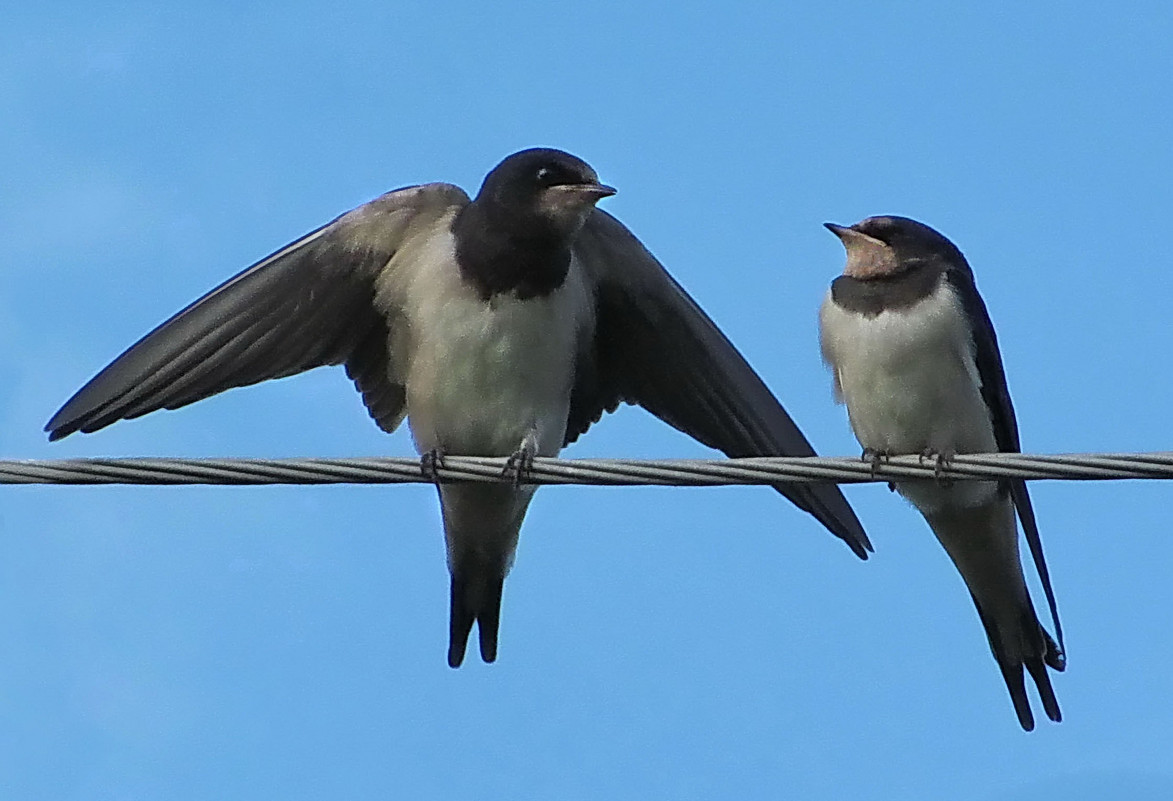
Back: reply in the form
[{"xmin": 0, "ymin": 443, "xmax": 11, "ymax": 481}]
[
  {"xmin": 795, "ymin": 484, "xmax": 873, "ymax": 559},
  {"xmin": 848, "ymin": 528, "xmax": 875, "ymax": 559},
  {"xmin": 44, "ymin": 416, "xmax": 74, "ymax": 442},
  {"xmin": 45, "ymin": 404, "xmax": 111, "ymax": 442}
]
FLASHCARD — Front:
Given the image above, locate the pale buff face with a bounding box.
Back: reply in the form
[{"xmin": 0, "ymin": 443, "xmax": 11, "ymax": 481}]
[{"xmin": 831, "ymin": 225, "xmax": 901, "ymax": 279}]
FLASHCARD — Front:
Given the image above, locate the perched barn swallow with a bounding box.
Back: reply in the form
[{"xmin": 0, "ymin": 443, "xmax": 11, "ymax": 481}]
[
  {"xmin": 818, "ymin": 215, "xmax": 1064, "ymax": 730},
  {"xmin": 47, "ymin": 148, "xmax": 872, "ymax": 668}
]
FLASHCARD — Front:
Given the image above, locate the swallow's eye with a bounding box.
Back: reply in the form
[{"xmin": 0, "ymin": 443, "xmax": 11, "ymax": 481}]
[{"xmin": 535, "ymin": 167, "xmax": 556, "ymax": 185}]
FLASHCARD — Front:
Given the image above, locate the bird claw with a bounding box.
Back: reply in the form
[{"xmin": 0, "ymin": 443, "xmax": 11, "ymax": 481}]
[
  {"xmin": 420, "ymin": 449, "xmax": 446, "ymax": 484},
  {"xmin": 503, "ymin": 447, "xmax": 535, "ymax": 488},
  {"xmin": 861, "ymin": 447, "xmax": 890, "ymax": 478},
  {"xmin": 918, "ymin": 448, "xmax": 955, "ymax": 484}
]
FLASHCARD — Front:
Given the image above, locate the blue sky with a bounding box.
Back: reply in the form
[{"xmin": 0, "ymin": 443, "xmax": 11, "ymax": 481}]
[{"xmin": 3, "ymin": 2, "xmax": 1172, "ymax": 798}]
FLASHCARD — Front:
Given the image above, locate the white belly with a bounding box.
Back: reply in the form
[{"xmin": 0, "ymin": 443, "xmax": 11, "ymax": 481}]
[
  {"xmin": 381, "ymin": 228, "xmax": 591, "ymax": 457},
  {"xmin": 819, "ymin": 283, "xmax": 1000, "ymax": 512}
]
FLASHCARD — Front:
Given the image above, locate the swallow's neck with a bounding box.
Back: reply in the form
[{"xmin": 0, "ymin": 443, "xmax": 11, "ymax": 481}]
[
  {"xmin": 830, "ymin": 262, "xmax": 947, "ymax": 317},
  {"xmin": 452, "ymin": 203, "xmax": 571, "ymax": 301}
]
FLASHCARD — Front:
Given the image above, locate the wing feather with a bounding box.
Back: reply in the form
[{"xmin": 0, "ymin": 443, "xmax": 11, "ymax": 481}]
[
  {"xmin": 47, "ymin": 183, "xmax": 468, "ymax": 440},
  {"xmin": 945, "ymin": 267, "xmax": 1065, "ymax": 658},
  {"xmin": 568, "ymin": 210, "xmax": 872, "ymax": 557}
]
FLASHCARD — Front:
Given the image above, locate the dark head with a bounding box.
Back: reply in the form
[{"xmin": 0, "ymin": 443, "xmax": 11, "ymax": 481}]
[
  {"xmin": 473, "ymin": 148, "xmax": 616, "ymax": 241},
  {"xmin": 454, "ymin": 149, "xmax": 616, "ymax": 300},
  {"xmin": 825, "ymin": 215, "xmax": 969, "ymax": 279}
]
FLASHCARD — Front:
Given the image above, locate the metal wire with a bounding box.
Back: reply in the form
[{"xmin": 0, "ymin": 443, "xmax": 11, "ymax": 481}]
[{"xmin": 1, "ymin": 452, "xmax": 1172, "ymax": 487}]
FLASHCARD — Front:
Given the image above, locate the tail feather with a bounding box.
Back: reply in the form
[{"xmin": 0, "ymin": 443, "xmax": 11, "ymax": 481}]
[
  {"xmin": 447, "ymin": 554, "xmax": 506, "ymax": 669},
  {"xmin": 972, "ymin": 595, "xmax": 1063, "ymax": 731},
  {"xmin": 994, "ymin": 655, "xmax": 1036, "ymax": 731},
  {"xmin": 1030, "ymin": 627, "xmax": 1064, "ymax": 723},
  {"xmin": 1024, "ymin": 656, "xmax": 1062, "ymax": 725}
]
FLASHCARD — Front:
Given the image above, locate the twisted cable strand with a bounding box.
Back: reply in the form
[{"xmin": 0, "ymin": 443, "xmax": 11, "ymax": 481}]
[{"xmin": 1, "ymin": 452, "xmax": 1172, "ymax": 487}]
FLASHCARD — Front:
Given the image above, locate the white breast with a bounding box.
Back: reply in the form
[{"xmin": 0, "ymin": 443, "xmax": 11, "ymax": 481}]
[
  {"xmin": 818, "ymin": 281, "xmax": 999, "ymax": 512},
  {"xmin": 378, "ymin": 221, "xmax": 592, "ymax": 458}
]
